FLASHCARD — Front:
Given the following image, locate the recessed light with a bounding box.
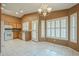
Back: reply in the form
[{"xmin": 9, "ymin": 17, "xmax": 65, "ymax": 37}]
[
  {"xmin": 1, "ymin": 7, "xmax": 4, "ymax": 10},
  {"xmin": 20, "ymin": 10, "xmax": 23, "ymax": 13},
  {"xmin": 16, "ymin": 12, "xmax": 19, "ymax": 14},
  {"xmin": 2, "ymin": 4, "xmax": 6, "ymax": 7}
]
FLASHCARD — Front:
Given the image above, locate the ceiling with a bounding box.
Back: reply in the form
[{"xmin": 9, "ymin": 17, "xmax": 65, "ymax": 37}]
[{"xmin": 1, "ymin": 3, "xmax": 77, "ymax": 18}]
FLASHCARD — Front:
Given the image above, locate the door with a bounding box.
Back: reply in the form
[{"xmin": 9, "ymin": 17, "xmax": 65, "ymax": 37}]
[{"xmin": 32, "ymin": 20, "xmax": 38, "ymax": 41}]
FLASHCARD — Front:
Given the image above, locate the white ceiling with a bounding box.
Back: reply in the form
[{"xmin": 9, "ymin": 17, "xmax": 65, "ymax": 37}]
[{"xmin": 2, "ymin": 3, "xmax": 77, "ymax": 18}]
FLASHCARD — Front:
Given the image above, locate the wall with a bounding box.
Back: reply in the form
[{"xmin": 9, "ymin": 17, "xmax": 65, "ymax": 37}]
[
  {"xmin": 22, "ymin": 4, "xmax": 79, "ymax": 51},
  {"xmin": 68, "ymin": 4, "xmax": 79, "ymax": 51},
  {"xmin": 40, "ymin": 9, "xmax": 69, "ymax": 20},
  {"xmin": 22, "ymin": 9, "xmax": 69, "ymax": 46},
  {"xmin": 40, "ymin": 4, "xmax": 79, "ymax": 51},
  {"xmin": 39, "ymin": 9, "xmax": 69, "ymax": 46},
  {"xmin": 1, "ymin": 14, "xmax": 22, "ymax": 39},
  {"xmin": 1, "ymin": 4, "xmax": 79, "ymax": 52},
  {"xmin": 22, "ymin": 13, "xmax": 38, "ymax": 31},
  {"xmin": 0, "ymin": 3, "xmax": 1, "ymax": 53},
  {"xmin": 22, "ymin": 13, "xmax": 38, "ymax": 40}
]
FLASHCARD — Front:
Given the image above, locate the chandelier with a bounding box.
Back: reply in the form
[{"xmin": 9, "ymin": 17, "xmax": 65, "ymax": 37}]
[{"xmin": 38, "ymin": 4, "xmax": 52, "ymax": 16}]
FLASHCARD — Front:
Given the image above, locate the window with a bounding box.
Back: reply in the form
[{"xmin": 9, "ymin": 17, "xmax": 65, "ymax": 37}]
[
  {"xmin": 70, "ymin": 13, "xmax": 77, "ymax": 43},
  {"xmin": 41, "ymin": 20, "xmax": 45, "ymax": 37},
  {"xmin": 46, "ymin": 20, "xmax": 51, "ymax": 37},
  {"xmin": 32, "ymin": 20, "xmax": 38, "ymax": 41},
  {"xmin": 22, "ymin": 22, "xmax": 29, "ymax": 31},
  {"xmin": 51, "ymin": 20, "xmax": 55, "ymax": 38},
  {"xmin": 46, "ymin": 16, "xmax": 68, "ymax": 40},
  {"xmin": 60, "ymin": 17, "xmax": 68, "ymax": 40},
  {"xmin": 55, "ymin": 20, "xmax": 60, "ymax": 38}
]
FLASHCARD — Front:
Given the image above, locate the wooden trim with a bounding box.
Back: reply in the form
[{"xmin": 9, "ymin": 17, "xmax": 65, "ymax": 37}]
[
  {"xmin": 2, "ymin": 13, "xmax": 21, "ymax": 19},
  {"xmin": 0, "ymin": 3, "xmax": 1, "ymax": 53},
  {"xmin": 22, "ymin": 12, "xmax": 38, "ymax": 18},
  {"xmin": 77, "ymin": 5, "xmax": 79, "ymax": 50}
]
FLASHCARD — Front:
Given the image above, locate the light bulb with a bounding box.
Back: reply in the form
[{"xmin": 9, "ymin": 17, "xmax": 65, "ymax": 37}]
[
  {"xmin": 20, "ymin": 10, "xmax": 23, "ymax": 13},
  {"xmin": 43, "ymin": 12, "xmax": 47, "ymax": 16},
  {"xmin": 38, "ymin": 9, "xmax": 42, "ymax": 14},
  {"xmin": 47, "ymin": 8, "xmax": 52, "ymax": 13},
  {"xmin": 1, "ymin": 7, "xmax": 4, "ymax": 10},
  {"xmin": 16, "ymin": 12, "xmax": 19, "ymax": 14},
  {"xmin": 2, "ymin": 4, "xmax": 6, "ymax": 7}
]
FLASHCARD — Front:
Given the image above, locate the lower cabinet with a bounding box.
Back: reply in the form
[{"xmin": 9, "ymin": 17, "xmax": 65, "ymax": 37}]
[
  {"xmin": 13, "ymin": 32, "xmax": 20, "ymax": 39},
  {"xmin": 25, "ymin": 31, "xmax": 31, "ymax": 41},
  {"xmin": 22, "ymin": 31, "xmax": 31, "ymax": 41}
]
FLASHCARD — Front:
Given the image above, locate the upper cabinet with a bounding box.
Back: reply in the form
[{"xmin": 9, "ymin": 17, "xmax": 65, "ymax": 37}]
[{"xmin": 16, "ymin": 23, "xmax": 22, "ymax": 29}]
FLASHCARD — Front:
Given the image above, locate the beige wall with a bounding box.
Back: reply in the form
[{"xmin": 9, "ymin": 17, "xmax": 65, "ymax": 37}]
[
  {"xmin": 0, "ymin": 4, "xmax": 1, "ymax": 53},
  {"xmin": 22, "ymin": 4, "xmax": 79, "ymax": 51},
  {"xmin": 22, "ymin": 14, "xmax": 38, "ymax": 31},
  {"xmin": 68, "ymin": 4, "xmax": 79, "ymax": 51}
]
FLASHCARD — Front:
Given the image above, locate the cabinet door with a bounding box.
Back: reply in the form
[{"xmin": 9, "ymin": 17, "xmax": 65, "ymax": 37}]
[
  {"xmin": 17, "ymin": 23, "xmax": 21, "ymax": 28},
  {"xmin": 22, "ymin": 32, "xmax": 25, "ymax": 40}
]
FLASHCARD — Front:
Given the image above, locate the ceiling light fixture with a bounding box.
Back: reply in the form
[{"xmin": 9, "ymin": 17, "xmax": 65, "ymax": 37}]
[{"xmin": 38, "ymin": 4, "xmax": 52, "ymax": 16}]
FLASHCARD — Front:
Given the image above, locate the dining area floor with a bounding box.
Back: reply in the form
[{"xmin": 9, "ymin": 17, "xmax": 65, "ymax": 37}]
[{"xmin": 1, "ymin": 39, "xmax": 79, "ymax": 56}]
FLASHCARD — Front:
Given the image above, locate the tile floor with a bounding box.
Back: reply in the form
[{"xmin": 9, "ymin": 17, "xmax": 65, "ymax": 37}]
[{"xmin": 1, "ymin": 39, "xmax": 79, "ymax": 56}]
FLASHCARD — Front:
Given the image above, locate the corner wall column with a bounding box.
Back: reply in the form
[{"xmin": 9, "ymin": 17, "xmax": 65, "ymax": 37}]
[
  {"xmin": 0, "ymin": 3, "xmax": 1, "ymax": 54},
  {"xmin": 68, "ymin": 12, "xmax": 70, "ymax": 47},
  {"xmin": 77, "ymin": 8, "xmax": 79, "ymax": 46},
  {"xmin": 38, "ymin": 14, "xmax": 41, "ymax": 41}
]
